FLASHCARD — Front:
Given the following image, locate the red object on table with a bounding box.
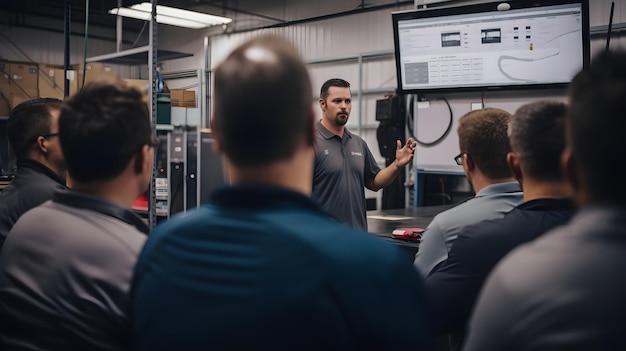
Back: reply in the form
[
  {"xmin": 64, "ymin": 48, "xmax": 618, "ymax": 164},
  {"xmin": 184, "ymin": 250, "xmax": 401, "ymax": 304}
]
[{"xmin": 391, "ymin": 228, "xmax": 425, "ymax": 242}]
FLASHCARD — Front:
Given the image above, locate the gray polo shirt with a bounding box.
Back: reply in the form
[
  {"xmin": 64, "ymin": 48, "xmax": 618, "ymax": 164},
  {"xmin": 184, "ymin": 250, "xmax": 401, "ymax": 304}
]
[
  {"xmin": 0, "ymin": 190, "xmax": 148, "ymax": 351},
  {"xmin": 312, "ymin": 120, "xmax": 380, "ymax": 230},
  {"xmin": 465, "ymin": 206, "xmax": 626, "ymax": 351}
]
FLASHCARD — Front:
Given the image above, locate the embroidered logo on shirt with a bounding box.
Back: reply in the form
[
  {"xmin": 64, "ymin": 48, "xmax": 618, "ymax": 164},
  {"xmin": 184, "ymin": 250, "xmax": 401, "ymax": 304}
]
[
  {"xmin": 324, "ymin": 149, "xmax": 329, "ymax": 155},
  {"xmin": 351, "ymin": 151, "xmax": 363, "ymax": 156}
]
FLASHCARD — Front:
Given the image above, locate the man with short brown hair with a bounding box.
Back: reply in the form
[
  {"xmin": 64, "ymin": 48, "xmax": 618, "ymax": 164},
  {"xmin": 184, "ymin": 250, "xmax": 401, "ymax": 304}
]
[
  {"xmin": 0, "ymin": 98, "xmax": 66, "ymax": 247},
  {"xmin": 414, "ymin": 108, "xmax": 523, "ymax": 277}
]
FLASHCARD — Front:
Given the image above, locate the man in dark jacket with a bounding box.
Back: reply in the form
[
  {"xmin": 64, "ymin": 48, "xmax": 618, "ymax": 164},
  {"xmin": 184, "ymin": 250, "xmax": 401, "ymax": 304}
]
[
  {"xmin": 0, "ymin": 98, "xmax": 67, "ymax": 247},
  {"xmin": 0, "ymin": 81, "xmax": 151, "ymax": 351}
]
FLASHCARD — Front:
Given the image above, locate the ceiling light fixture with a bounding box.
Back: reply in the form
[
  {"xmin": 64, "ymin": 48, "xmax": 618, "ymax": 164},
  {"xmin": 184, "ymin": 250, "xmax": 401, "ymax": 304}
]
[{"xmin": 109, "ymin": 2, "xmax": 232, "ymax": 29}]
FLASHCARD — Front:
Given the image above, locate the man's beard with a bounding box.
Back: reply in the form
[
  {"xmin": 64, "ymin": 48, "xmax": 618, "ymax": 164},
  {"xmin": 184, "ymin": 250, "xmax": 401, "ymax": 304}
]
[{"xmin": 334, "ymin": 112, "xmax": 349, "ymax": 126}]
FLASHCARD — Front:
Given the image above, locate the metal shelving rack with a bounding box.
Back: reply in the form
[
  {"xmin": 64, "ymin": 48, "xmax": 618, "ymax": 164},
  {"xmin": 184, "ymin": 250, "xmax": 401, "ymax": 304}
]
[
  {"xmin": 147, "ymin": 1, "xmax": 158, "ymax": 229},
  {"xmin": 86, "ymin": 0, "xmax": 161, "ymax": 228}
]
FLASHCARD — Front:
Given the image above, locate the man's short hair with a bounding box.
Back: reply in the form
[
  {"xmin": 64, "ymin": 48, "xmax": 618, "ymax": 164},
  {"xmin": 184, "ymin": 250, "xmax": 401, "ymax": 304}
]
[
  {"xmin": 7, "ymin": 98, "xmax": 63, "ymax": 159},
  {"xmin": 59, "ymin": 80, "xmax": 152, "ymax": 183},
  {"xmin": 320, "ymin": 78, "xmax": 350, "ymax": 101},
  {"xmin": 509, "ymin": 101, "xmax": 567, "ymax": 182},
  {"xmin": 212, "ymin": 34, "xmax": 313, "ymax": 168},
  {"xmin": 568, "ymin": 50, "xmax": 626, "ymax": 203},
  {"xmin": 458, "ymin": 108, "xmax": 512, "ymax": 179}
]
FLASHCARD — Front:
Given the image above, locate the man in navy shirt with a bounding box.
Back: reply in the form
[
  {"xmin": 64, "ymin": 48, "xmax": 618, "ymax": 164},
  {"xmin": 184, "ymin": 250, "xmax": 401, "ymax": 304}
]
[{"xmin": 131, "ymin": 34, "xmax": 431, "ymax": 351}]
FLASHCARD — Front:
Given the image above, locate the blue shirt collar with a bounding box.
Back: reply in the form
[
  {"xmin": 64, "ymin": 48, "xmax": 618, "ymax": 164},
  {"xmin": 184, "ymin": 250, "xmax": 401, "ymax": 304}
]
[{"xmin": 210, "ymin": 184, "xmax": 327, "ymax": 215}]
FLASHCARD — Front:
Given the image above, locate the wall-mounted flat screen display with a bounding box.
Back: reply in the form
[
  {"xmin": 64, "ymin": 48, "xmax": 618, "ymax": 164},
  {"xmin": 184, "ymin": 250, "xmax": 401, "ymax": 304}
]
[{"xmin": 392, "ymin": 0, "xmax": 590, "ymax": 94}]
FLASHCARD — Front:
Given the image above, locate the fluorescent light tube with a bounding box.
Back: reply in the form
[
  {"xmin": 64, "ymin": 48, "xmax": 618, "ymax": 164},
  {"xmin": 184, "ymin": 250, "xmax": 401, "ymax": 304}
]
[
  {"xmin": 134, "ymin": 3, "xmax": 232, "ymax": 25},
  {"xmin": 109, "ymin": 8, "xmax": 150, "ymax": 21},
  {"xmin": 109, "ymin": 2, "xmax": 232, "ymax": 29}
]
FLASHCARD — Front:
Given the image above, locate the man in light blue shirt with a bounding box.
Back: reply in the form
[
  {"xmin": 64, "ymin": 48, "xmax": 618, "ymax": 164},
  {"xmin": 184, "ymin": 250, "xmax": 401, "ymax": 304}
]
[{"xmin": 414, "ymin": 108, "xmax": 523, "ymax": 277}]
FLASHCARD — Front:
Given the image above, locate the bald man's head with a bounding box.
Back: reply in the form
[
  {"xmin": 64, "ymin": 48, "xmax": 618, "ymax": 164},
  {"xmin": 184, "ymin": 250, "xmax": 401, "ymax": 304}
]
[{"xmin": 212, "ymin": 35, "xmax": 313, "ymax": 168}]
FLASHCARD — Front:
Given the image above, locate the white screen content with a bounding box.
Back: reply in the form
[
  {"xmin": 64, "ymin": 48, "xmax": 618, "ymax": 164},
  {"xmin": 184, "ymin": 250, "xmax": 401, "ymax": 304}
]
[{"xmin": 396, "ymin": 3, "xmax": 584, "ymax": 90}]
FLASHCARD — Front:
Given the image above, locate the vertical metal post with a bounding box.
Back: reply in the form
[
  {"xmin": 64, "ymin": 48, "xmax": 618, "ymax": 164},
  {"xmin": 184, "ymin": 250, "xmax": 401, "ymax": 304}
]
[
  {"xmin": 116, "ymin": 0, "xmax": 122, "ymax": 52},
  {"xmin": 202, "ymin": 35, "xmax": 210, "ymax": 128},
  {"xmin": 357, "ymin": 53, "xmax": 363, "ymax": 135},
  {"xmin": 63, "ymin": 0, "xmax": 71, "ymax": 97},
  {"xmin": 148, "ymin": 0, "xmax": 158, "ymax": 229}
]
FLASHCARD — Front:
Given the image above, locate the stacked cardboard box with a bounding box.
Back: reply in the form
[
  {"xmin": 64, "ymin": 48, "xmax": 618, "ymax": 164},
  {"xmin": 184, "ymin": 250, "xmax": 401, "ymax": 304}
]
[
  {"xmin": 0, "ymin": 61, "xmax": 10, "ymax": 115},
  {"xmin": 38, "ymin": 65, "xmax": 75, "ymax": 100},
  {"xmin": 0, "ymin": 60, "xmax": 143, "ymax": 116},
  {"xmin": 38, "ymin": 63, "xmax": 119, "ymax": 101},
  {"xmin": 0, "ymin": 97, "xmax": 9, "ymax": 116},
  {"xmin": 0, "ymin": 61, "xmax": 39, "ymax": 116},
  {"xmin": 123, "ymin": 78, "xmax": 150, "ymax": 92},
  {"xmin": 73, "ymin": 63, "xmax": 118, "ymax": 90},
  {"xmin": 170, "ymin": 89, "xmax": 196, "ymax": 108}
]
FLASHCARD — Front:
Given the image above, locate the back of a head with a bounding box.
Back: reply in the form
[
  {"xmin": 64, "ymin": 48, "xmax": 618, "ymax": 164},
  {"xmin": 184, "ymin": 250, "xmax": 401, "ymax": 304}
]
[
  {"xmin": 569, "ymin": 50, "xmax": 626, "ymax": 204},
  {"xmin": 212, "ymin": 34, "xmax": 313, "ymax": 168},
  {"xmin": 458, "ymin": 108, "xmax": 512, "ymax": 179},
  {"xmin": 60, "ymin": 80, "xmax": 152, "ymax": 184},
  {"xmin": 7, "ymin": 98, "xmax": 63, "ymax": 160},
  {"xmin": 509, "ymin": 101, "xmax": 567, "ymax": 182}
]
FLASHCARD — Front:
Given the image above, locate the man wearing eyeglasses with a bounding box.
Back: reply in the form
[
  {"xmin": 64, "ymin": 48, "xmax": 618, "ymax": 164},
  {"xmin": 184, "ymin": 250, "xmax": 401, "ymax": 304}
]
[
  {"xmin": 0, "ymin": 80, "xmax": 152, "ymax": 351},
  {"xmin": 464, "ymin": 49, "xmax": 626, "ymax": 351},
  {"xmin": 0, "ymin": 98, "xmax": 67, "ymax": 248},
  {"xmin": 426, "ymin": 101, "xmax": 575, "ymax": 351},
  {"xmin": 414, "ymin": 108, "xmax": 523, "ymax": 278}
]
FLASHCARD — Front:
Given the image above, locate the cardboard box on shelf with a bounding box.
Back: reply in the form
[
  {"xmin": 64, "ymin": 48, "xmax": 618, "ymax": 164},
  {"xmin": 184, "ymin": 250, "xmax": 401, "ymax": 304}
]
[
  {"xmin": 0, "ymin": 69, "xmax": 9, "ymax": 92},
  {"xmin": 1, "ymin": 61, "xmax": 38, "ymax": 114},
  {"xmin": 169, "ymin": 89, "xmax": 182, "ymax": 106},
  {"xmin": 72, "ymin": 63, "xmax": 103, "ymax": 75},
  {"xmin": 38, "ymin": 65, "xmax": 76, "ymax": 100},
  {"xmin": 0, "ymin": 61, "xmax": 10, "ymax": 90},
  {"xmin": 183, "ymin": 90, "xmax": 196, "ymax": 108},
  {"xmin": 123, "ymin": 78, "xmax": 150, "ymax": 92},
  {"xmin": 1, "ymin": 86, "xmax": 38, "ymax": 116},
  {"xmin": 170, "ymin": 89, "xmax": 196, "ymax": 108},
  {"xmin": 0, "ymin": 93, "xmax": 10, "ymax": 116},
  {"xmin": 0, "ymin": 85, "xmax": 38, "ymax": 114},
  {"xmin": 11, "ymin": 95, "xmax": 31, "ymax": 110},
  {"xmin": 0, "ymin": 61, "xmax": 38, "ymax": 102},
  {"xmin": 9, "ymin": 62, "xmax": 38, "ymax": 91},
  {"xmin": 0, "ymin": 80, "xmax": 37, "ymax": 99},
  {"xmin": 73, "ymin": 63, "xmax": 118, "ymax": 89}
]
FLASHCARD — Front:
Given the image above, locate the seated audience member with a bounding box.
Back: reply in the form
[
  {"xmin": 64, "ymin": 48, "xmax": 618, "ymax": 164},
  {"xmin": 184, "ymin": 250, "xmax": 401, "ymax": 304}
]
[
  {"xmin": 426, "ymin": 101, "xmax": 574, "ymax": 350},
  {"xmin": 0, "ymin": 81, "xmax": 152, "ymax": 350},
  {"xmin": 463, "ymin": 50, "xmax": 626, "ymax": 351},
  {"xmin": 414, "ymin": 108, "xmax": 523, "ymax": 277},
  {"xmin": 131, "ymin": 34, "xmax": 431, "ymax": 351},
  {"xmin": 0, "ymin": 98, "xmax": 66, "ymax": 247}
]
